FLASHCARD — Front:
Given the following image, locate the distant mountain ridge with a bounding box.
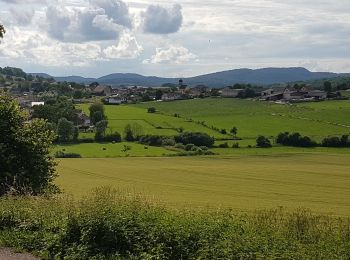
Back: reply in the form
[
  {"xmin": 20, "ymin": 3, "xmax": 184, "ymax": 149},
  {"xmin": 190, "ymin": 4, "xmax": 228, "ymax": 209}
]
[{"xmin": 29, "ymin": 67, "xmax": 347, "ymax": 88}]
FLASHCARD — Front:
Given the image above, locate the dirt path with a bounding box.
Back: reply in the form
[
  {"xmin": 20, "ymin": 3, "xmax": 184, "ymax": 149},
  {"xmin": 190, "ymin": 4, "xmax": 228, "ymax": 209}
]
[{"xmin": 0, "ymin": 248, "xmax": 39, "ymax": 260}]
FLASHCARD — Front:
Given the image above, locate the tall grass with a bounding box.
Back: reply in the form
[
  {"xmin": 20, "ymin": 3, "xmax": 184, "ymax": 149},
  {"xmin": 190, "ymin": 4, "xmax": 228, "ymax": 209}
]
[{"xmin": 1, "ymin": 188, "xmax": 350, "ymax": 259}]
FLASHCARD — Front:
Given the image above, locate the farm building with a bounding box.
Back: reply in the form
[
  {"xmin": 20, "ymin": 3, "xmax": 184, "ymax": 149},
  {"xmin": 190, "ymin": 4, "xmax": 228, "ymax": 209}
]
[
  {"xmin": 261, "ymin": 87, "xmax": 327, "ymax": 102},
  {"xmin": 221, "ymin": 87, "xmax": 244, "ymax": 98},
  {"xmin": 104, "ymin": 96, "xmax": 127, "ymax": 105}
]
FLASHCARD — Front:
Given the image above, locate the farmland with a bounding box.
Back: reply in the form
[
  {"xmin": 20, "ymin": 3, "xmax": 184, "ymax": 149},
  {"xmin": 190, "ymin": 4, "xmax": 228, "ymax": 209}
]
[
  {"xmin": 81, "ymin": 98, "xmax": 350, "ymax": 143},
  {"xmin": 54, "ymin": 99, "xmax": 350, "ymax": 215},
  {"xmin": 133, "ymin": 98, "xmax": 350, "ymax": 142},
  {"xmin": 70, "ymin": 98, "xmax": 350, "ymax": 154},
  {"xmin": 57, "ymin": 153, "xmax": 350, "ymax": 215}
]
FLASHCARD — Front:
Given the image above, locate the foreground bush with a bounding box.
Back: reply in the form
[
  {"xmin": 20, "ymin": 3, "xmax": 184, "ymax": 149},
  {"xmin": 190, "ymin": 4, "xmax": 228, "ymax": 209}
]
[
  {"xmin": 1, "ymin": 188, "xmax": 350, "ymax": 259},
  {"xmin": 0, "ymin": 94, "xmax": 57, "ymax": 196}
]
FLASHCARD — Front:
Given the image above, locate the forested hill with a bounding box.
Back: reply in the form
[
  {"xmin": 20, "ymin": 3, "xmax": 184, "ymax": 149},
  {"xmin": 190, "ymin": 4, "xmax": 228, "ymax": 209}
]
[
  {"xmin": 27, "ymin": 67, "xmax": 347, "ymax": 87},
  {"xmin": 1, "ymin": 66, "xmax": 348, "ymax": 88}
]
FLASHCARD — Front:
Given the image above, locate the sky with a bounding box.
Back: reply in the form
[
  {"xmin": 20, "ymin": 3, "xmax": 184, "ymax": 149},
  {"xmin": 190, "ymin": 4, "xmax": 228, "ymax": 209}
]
[{"xmin": 0, "ymin": 0, "xmax": 349, "ymax": 78}]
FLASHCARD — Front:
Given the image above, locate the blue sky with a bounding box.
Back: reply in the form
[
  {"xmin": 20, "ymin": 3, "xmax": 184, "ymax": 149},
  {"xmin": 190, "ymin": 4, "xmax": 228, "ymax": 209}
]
[{"xmin": 0, "ymin": 0, "xmax": 349, "ymax": 77}]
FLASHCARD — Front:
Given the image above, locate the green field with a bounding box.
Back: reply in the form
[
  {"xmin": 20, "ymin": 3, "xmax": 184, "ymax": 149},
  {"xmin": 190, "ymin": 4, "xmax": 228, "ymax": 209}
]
[
  {"xmin": 80, "ymin": 103, "xmax": 228, "ymax": 139},
  {"xmin": 54, "ymin": 99, "xmax": 350, "ymax": 216},
  {"xmin": 69, "ymin": 98, "xmax": 350, "ymax": 156},
  {"xmin": 80, "ymin": 98, "xmax": 350, "ymax": 146},
  {"xmin": 55, "ymin": 142, "xmax": 176, "ymax": 157},
  {"xmin": 133, "ymin": 98, "xmax": 350, "ymax": 142},
  {"xmin": 57, "ymin": 153, "xmax": 350, "ymax": 215}
]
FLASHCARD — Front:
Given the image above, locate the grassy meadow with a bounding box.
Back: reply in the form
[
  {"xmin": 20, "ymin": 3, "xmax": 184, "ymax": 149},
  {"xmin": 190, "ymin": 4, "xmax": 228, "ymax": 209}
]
[
  {"xmin": 55, "ymin": 142, "xmax": 176, "ymax": 157},
  {"xmin": 68, "ymin": 98, "xmax": 350, "ymax": 156},
  {"xmin": 133, "ymin": 98, "xmax": 350, "ymax": 142},
  {"xmin": 56, "ymin": 153, "xmax": 350, "ymax": 215}
]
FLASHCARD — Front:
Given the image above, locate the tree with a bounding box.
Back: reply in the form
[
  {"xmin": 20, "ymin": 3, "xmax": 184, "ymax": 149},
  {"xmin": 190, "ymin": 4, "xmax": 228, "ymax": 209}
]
[
  {"xmin": 230, "ymin": 127, "xmax": 237, "ymax": 137},
  {"xmin": 73, "ymin": 126, "xmax": 79, "ymax": 142},
  {"xmin": 256, "ymin": 136, "xmax": 272, "ymax": 148},
  {"xmin": 0, "ymin": 94, "xmax": 57, "ymax": 195},
  {"xmin": 175, "ymin": 132, "xmax": 215, "ymax": 147},
  {"xmin": 155, "ymin": 89, "xmax": 163, "ymax": 100},
  {"xmin": 57, "ymin": 118, "xmax": 75, "ymax": 142},
  {"xmin": 123, "ymin": 123, "xmax": 143, "ymax": 142},
  {"xmin": 89, "ymin": 102, "xmax": 106, "ymax": 125},
  {"xmin": 32, "ymin": 97, "xmax": 77, "ymax": 124},
  {"xmin": 148, "ymin": 107, "xmax": 156, "ymax": 113},
  {"xmin": 0, "ymin": 24, "xmax": 5, "ymax": 39},
  {"xmin": 91, "ymin": 111, "xmax": 104, "ymax": 125},
  {"xmin": 95, "ymin": 120, "xmax": 108, "ymax": 141},
  {"xmin": 324, "ymin": 81, "xmax": 333, "ymax": 93}
]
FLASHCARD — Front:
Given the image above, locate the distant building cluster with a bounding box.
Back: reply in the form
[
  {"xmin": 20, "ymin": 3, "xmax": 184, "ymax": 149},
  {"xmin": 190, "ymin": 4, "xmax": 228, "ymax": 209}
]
[{"xmin": 260, "ymin": 87, "xmax": 327, "ymax": 102}]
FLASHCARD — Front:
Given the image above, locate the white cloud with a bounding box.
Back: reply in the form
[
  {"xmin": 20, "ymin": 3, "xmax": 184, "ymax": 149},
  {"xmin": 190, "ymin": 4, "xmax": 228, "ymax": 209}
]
[
  {"xmin": 45, "ymin": 0, "xmax": 132, "ymax": 42},
  {"xmin": 103, "ymin": 31, "xmax": 143, "ymax": 59},
  {"xmin": 9, "ymin": 8, "xmax": 35, "ymax": 25},
  {"xmin": 142, "ymin": 4, "xmax": 182, "ymax": 34},
  {"xmin": 0, "ymin": 27, "xmax": 103, "ymax": 67},
  {"xmin": 143, "ymin": 45, "xmax": 197, "ymax": 64},
  {"xmin": 2, "ymin": 0, "xmax": 350, "ymax": 76}
]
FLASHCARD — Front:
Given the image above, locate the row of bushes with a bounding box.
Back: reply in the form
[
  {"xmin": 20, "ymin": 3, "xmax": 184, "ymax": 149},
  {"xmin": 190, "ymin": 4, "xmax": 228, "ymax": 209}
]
[
  {"xmin": 1, "ymin": 189, "xmax": 350, "ymax": 259},
  {"xmin": 277, "ymin": 132, "xmax": 350, "ymax": 148},
  {"xmin": 277, "ymin": 132, "xmax": 317, "ymax": 147},
  {"xmin": 139, "ymin": 132, "xmax": 215, "ymax": 148},
  {"xmin": 55, "ymin": 151, "xmax": 82, "ymax": 158}
]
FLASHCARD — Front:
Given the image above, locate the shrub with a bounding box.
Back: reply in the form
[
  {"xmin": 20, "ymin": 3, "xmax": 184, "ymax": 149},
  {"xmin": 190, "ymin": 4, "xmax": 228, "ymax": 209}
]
[
  {"xmin": 220, "ymin": 129, "xmax": 227, "ymax": 134},
  {"xmin": 175, "ymin": 132, "xmax": 215, "ymax": 147},
  {"xmin": 147, "ymin": 107, "xmax": 156, "ymax": 113},
  {"xmin": 218, "ymin": 142, "xmax": 229, "ymax": 148},
  {"xmin": 139, "ymin": 135, "xmax": 175, "ymax": 147},
  {"xmin": 77, "ymin": 138, "xmax": 95, "ymax": 143},
  {"xmin": 256, "ymin": 136, "xmax": 272, "ymax": 148},
  {"xmin": 232, "ymin": 143, "xmax": 240, "ymax": 148},
  {"xmin": 276, "ymin": 132, "xmax": 317, "ymax": 147},
  {"xmin": 185, "ymin": 143, "xmax": 196, "ymax": 151},
  {"xmin": 322, "ymin": 135, "xmax": 349, "ymax": 147},
  {"xmin": 124, "ymin": 123, "xmax": 143, "ymax": 142},
  {"xmin": 199, "ymin": 146, "xmax": 209, "ymax": 151},
  {"xmin": 174, "ymin": 143, "xmax": 185, "ymax": 150},
  {"xmin": 55, "ymin": 151, "xmax": 82, "ymax": 158},
  {"xmin": 1, "ymin": 191, "xmax": 350, "ymax": 259},
  {"xmin": 103, "ymin": 132, "xmax": 122, "ymax": 143},
  {"xmin": 162, "ymin": 138, "xmax": 176, "ymax": 146},
  {"xmin": 191, "ymin": 146, "xmax": 199, "ymax": 152}
]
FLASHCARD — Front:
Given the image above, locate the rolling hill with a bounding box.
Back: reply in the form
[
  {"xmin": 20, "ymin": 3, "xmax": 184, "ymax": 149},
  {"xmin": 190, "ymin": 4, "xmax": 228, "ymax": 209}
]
[{"xmin": 30, "ymin": 67, "xmax": 345, "ymax": 87}]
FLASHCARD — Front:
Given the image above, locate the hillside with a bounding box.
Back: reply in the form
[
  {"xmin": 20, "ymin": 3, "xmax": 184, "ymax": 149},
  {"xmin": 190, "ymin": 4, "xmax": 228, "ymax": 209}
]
[{"xmin": 28, "ymin": 67, "xmax": 345, "ymax": 87}]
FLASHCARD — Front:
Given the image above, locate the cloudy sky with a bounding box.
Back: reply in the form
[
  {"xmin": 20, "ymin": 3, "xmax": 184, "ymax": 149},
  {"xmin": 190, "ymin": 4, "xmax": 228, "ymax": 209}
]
[{"xmin": 0, "ymin": 0, "xmax": 349, "ymax": 77}]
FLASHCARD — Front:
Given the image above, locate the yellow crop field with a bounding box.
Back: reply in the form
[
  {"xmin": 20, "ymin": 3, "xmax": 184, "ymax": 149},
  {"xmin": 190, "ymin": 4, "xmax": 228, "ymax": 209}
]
[{"xmin": 57, "ymin": 153, "xmax": 350, "ymax": 215}]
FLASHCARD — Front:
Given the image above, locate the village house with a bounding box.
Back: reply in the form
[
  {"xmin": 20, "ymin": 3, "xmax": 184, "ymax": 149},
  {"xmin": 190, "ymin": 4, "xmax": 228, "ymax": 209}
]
[
  {"xmin": 93, "ymin": 85, "xmax": 112, "ymax": 96},
  {"xmin": 161, "ymin": 93, "xmax": 183, "ymax": 101},
  {"xmin": 221, "ymin": 87, "xmax": 244, "ymax": 98},
  {"xmin": 104, "ymin": 95, "xmax": 127, "ymax": 105},
  {"xmin": 31, "ymin": 101, "xmax": 45, "ymax": 107},
  {"xmin": 187, "ymin": 85, "xmax": 210, "ymax": 98},
  {"xmin": 306, "ymin": 90, "xmax": 327, "ymax": 100}
]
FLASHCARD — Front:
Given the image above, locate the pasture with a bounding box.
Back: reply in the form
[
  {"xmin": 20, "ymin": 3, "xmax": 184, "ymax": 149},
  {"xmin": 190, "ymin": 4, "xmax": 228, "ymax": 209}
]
[
  {"xmin": 134, "ymin": 98, "xmax": 350, "ymax": 142},
  {"xmin": 57, "ymin": 153, "xmax": 350, "ymax": 215},
  {"xmin": 55, "ymin": 142, "xmax": 176, "ymax": 157},
  {"xmin": 79, "ymin": 103, "xmax": 228, "ymax": 139}
]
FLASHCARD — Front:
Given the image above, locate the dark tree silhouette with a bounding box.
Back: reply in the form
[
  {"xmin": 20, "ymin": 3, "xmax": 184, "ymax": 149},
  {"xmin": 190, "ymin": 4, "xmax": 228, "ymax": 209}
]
[{"xmin": 0, "ymin": 24, "xmax": 5, "ymax": 38}]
